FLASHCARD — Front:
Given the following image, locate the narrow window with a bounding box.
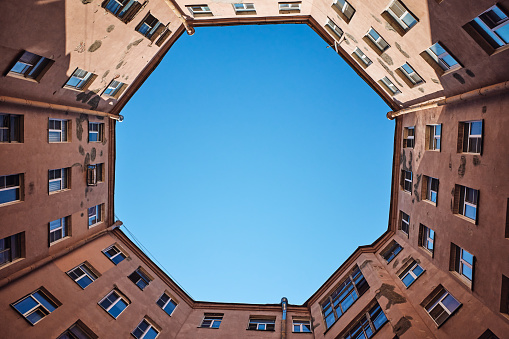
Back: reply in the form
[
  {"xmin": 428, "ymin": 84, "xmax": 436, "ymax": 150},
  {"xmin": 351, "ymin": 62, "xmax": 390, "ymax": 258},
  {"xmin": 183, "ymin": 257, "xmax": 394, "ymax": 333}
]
[
  {"xmin": 454, "ymin": 185, "xmax": 479, "ymax": 222},
  {"xmin": 401, "ymin": 170, "xmax": 412, "ymax": 193},
  {"xmin": 0, "ymin": 232, "xmax": 23, "ymax": 267},
  {"xmin": 102, "ymin": 0, "xmax": 144, "ymax": 23},
  {"xmin": 67, "ymin": 263, "xmax": 98, "ymax": 289},
  {"xmin": 88, "ymin": 204, "xmax": 103, "ymax": 227},
  {"xmin": 64, "ymin": 68, "xmax": 95, "ymax": 91},
  {"xmin": 132, "ymin": 318, "xmax": 160, "ymax": 339},
  {"xmin": 501, "ymin": 275, "xmax": 509, "ymax": 316},
  {"xmin": 156, "ymin": 293, "xmax": 178, "ymax": 316},
  {"xmin": 200, "ymin": 313, "xmax": 223, "ymax": 328},
  {"xmin": 458, "ymin": 120, "xmax": 483, "ymax": 154},
  {"xmin": 332, "ymin": 0, "xmax": 355, "ymax": 22},
  {"xmin": 48, "ymin": 119, "xmax": 68, "ymax": 143},
  {"xmin": 87, "ymin": 163, "xmax": 104, "ymax": 186},
  {"xmin": 399, "ymin": 260, "xmax": 424, "ymax": 287},
  {"xmin": 49, "ymin": 168, "xmax": 70, "ymax": 193},
  {"xmin": 380, "ymin": 76, "xmax": 400, "ymax": 95},
  {"xmin": 103, "ymin": 244, "xmax": 127, "ymax": 265},
  {"xmin": 352, "ymin": 47, "xmax": 372, "ymax": 67},
  {"xmin": 292, "ymin": 319, "xmax": 311, "ymax": 332},
  {"xmin": 451, "ymin": 244, "xmax": 474, "ymax": 283},
  {"xmin": 248, "ymin": 318, "xmax": 276, "ymax": 331},
  {"xmin": 400, "ymin": 211, "xmax": 409, "ymax": 235},
  {"xmin": 419, "ymin": 224, "xmax": 435, "ymax": 255},
  {"xmin": 0, "ymin": 174, "xmax": 22, "ymax": 205},
  {"xmin": 422, "ymin": 176, "xmax": 439, "ymax": 205},
  {"xmin": 99, "ymin": 290, "xmax": 129, "ymax": 319},
  {"xmin": 128, "ymin": 268, "xmax": 152, "ymax": 290},
  {"xmin": 380, "ymin": 240, "xmax": 402, "ymax": 263},
  {"xmin": 88, "ymin": 122, "xmax": 104, "ymax": 142},
  {"xmin": 423, "ymin": 287, "xmax": 461, "ymax": 326},
  {"xmin": 366, "ymin": 28, "xmax": 390, "ymax": 52},
  {"xmin": 326, "ymin": 18, "xmax": 343, "ymax": 39},
  {"xmin": 426, "ymin": 124, "xmax": 441, "ymax": 150},
  {"xmin": 49, "ymin": 216, "xmax": 70, "ymax": 244},
  {"xmin": 403, "ymin": 126, "xmax": 415, "ymax": 148},
  {"xmin": 8, "ymin": 51, "xmax": 53, "ymax": 81},
  {"xmin": 0, "ymin": 114, "xmax": 22, "ymax": 143},
  {"xmin": 11, "ymin": 289, "xmax": 59, "ymax": 325}
]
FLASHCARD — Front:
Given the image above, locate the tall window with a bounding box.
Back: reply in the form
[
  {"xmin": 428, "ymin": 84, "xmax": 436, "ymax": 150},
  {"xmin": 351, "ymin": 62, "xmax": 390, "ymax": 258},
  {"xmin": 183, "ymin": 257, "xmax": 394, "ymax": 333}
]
[
  {"xmin": 332, "ymin": 0, "xmax": 355, "ymax": 22},
  {"xmin": 321, "ymin": 266, "xmax": 369, "ymax": 329},
  {"xmin": 403, "ymin": 126, "xmax": 414, "ymax": 148},
  {"xmin": 0, "ymin": 174, "xmax": 22, "ymax": 205},
  {"xmin": 67, "ymin": 263, "xmax": 98, "ymax": 289},
  {"xmin": 128, "ymin": 268, "xmax": 152, "ymax": 290},
  {"xmin": 49, "ymin": 119, "xmax": 68, "ymax": 143},
  {"xmin": 49, "ymin": 168, "xmax": 69, "ymax": 193},
  {"xmin": 343, "ymin": 302, "xmax": 388, "ymax": 339},
  {"xmin": 99, "ymin": 290, "xmax": 129, "ymax": 319},
  {"xmin": 401, "ymin": 170, "xmax": 412, "ymax": 193},
  {"xmin": 49, "ymin": 217, "xmax": 70, "ymax": 244},
  {"xmin": 426, "ymin": 124, "xmax": 441, "ymax": 150},
  {"xmin": 292, "ymin": 319, "xmax": 311, "ymax": 333},
  {"xmin": 422, "ymin": 176, "xmax": 439, "ymax": 204},
  {"xmin": 0, "ymin": 114, "xmax": 22, "ymax": 143},
  {"xmin": 454, "ymin": 185, "xmax": 479, "ymax": 222},
  {"xmin": 8, "ymin": 51, "xmax": 52, "ymax": 81},
  {"xmin": 0, "ymin": 232, "xmax": 23, "ymax": 267},
  {"xmin": 65, "ymin": 68, "xmax": 94, "ymax": 90},
  {"xmin": 156, "ymin": 293, "xmax": 178, "ymax": 316},
  {"xmin": 468, "ymin": 5, "xmax": 509, "ymax": 50},
  {"xmin": 424, "ymin": 287, "xmax": 461, "ymax": 327},
  {"xmin": 200, "ymin": 314, "xmax": 223, "ymax": 328},
  {"xmin": 89, "ymin": 122, "xmax": 104, "ymax": 142},
  {"xmin": 399, "ymin": 260, "xmax": 424, "ymax": 287},
  {"xmin": 87, "ymin": 163, "xmax": 104, "ymax": 186},
  {"xmin": 419, "ymin": 224, "xmax": 435, "ymax": 255},
  {"xmin": 400, "ymin": 211, "xmax": 409, "ymax": 235},
  {"xmin": 458, "ymin": 120, "xmax": 482, "ymax": 154},
  {"xmin": 248, "ymin": 318, "xmax": 275, "ymax": 331},
  {"xmin": 88, "ymin": 204, "xmax": 103, "ymax": 227},
  {"xmin": 103, "ymin": 244, "xmax": 127, "ymax": 264},
  {"xmin": 11, "ymin": 289, "xmax": 59, "ymax": 325},
  {"xmin": 451, "ymin": 244, "xmax": 474, "ymax": 282},
  {"xmin": 132, "ymin": 318, "xmax": 159, "ymax": 339}
]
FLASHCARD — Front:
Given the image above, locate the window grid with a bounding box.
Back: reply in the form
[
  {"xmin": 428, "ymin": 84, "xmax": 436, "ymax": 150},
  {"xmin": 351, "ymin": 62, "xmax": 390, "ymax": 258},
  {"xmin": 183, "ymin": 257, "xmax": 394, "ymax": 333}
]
[
  {"xmin": 12, "ymin": 290, "xmax": 58, "ymax": 325},
  {"xmin": 381, "ymin": 76, "xmax": 400, "ymax": 95},
  {"xmin": 425, "ymin": 288, "xmax": 460, "ymax": 327},
  {"xmin": 367, "ymin": 28, "xmax": 390, "ymax": 51},
  {"xmin": 463, "ymin": 121, "xmax": 482, "ymax": 154},
  {"xmin": 424, "ymin": 227, "xmax": 434, "ymax": 253},
  {"xmin": 65, "ymin": 68, "xmax": 93, "ymax": 90},
  {"xmin": 89, "ymin": 122, "xmax": 103, "ymax": 142},
  {"xmin": 103, "ymin": 245, "xmax": 127, "ymax": 265},
  {"xmin": 459, "ymin": 186, "xmax": 478, "ymax": 221},
  {"xmin": 0, "ymin": 114, "xmax": 22, "ymax": 143},
  {"xmin": 132, "ymin": 319, "xmax": 159, "ymax": 339},
  {"xmin": 49, "ymin": 119, "xmax": 68, "ymax": 143},
  {"xmin": 248, "ymin": 318, "xmax": 275, "ymax": 331},
  {"xmin": 128, "ymin": 268, "xmax": 151, "ymax": 290},
  {"xmin": 400, "ymin": 211, "xmax": 409, "ymax": 235},
  {"xmin": 426, "ymin": 177, "xmax": 439, "ymax": 204},
  {"xmin": 426, "ymin": 43, "xmax": 460, "ymax": 71},
  {"xmin": 0, "ymin": 233, "xmax": 22, "ymax": 266},
  {"xmin": 49, "ymin": 168, "xmax": 68, "ymax": 193},
  {"xmin": 459, "ymin": 248, "xmax": 474, "ymax": 281},
  {"xmin": 9, "ymin": 51, "xmax": 51, "ymax": 80},
  {"xmin": 67, "ymin": 263, "xmax": 97, "ymax": 289},
  {"xmin": 49, "ymin": 217, "xmax": 69, "ymax": 244},
  {"xmin": 332, "ymin": 0, "xmax": 355, "ymax": 21},
  {"xmin": 428, "ymin": 124, "xmax": 441, "ymax": 150},
  {"xmin": 387, "ymin": 0, "xmax": 417, "ymax": 31},
  {"xmin": 88, "ymin": 204, "xmax": 103, "ymax": 227},
  {"xmin": 0, "ymin": 174, "xmax": 21, "ymax": 205},
  {"xmin": 381, "ymin": 241, "xmax": 402, "ymax": 263},
  {"xmin": 233, "ymin": 3, "xmax": 255, "ymax": 12},
  {"xmin": 279, "ymin": 3, "xmax": 301, "ymax": 11},
  {"xmin": 402, "ymin": 170, "xmax": 412, "ymax": 193},
  {"xmin": 326, "ymin": 18, "xmax": 343, "ymax": 38},
  {"xmin": 156, "ymin": 293, "xmax": 177, "ymax": 316},
  {"xmin": 200, "ymin": 314, "xmax": 223, "ymax": 328},
  {"xmin": 292, "ymin": 319, "xmax": 311, "ymax": 333},
  {"xmin": 472, "ymin": 5, "xmax": 509, "ymax": 48},
  {"xmin": 188, "ymin": 5, "xmax": 211, "ymax": 14},
  {"xmin": 99, "ymin": 290, "xmax": 129, "ymax": 319},
  {"xmin": 400, "ymin": 63, "xmax": 424, "ymax": 85},
  {"xmin": 399, "ymin": 261, "xmax": 424, "ymax": 287},
  {"xmin": 104, "ymin": 80, "xmax": 124, "ymax": 97},
  {"xmin": 343, "ymin": 302, "xmax": 388, "ymax": 339},
  {"xmin": 353, "ymin": 48, "xmax": 372, "ymax": 67}
]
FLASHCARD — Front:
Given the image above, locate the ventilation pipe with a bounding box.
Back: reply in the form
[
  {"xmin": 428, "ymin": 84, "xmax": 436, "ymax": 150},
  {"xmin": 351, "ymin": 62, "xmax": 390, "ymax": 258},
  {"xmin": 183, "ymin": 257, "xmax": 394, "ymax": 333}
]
[{"xmin": 281, "ymin": 297, "xmax": 288, "ymax": 339}]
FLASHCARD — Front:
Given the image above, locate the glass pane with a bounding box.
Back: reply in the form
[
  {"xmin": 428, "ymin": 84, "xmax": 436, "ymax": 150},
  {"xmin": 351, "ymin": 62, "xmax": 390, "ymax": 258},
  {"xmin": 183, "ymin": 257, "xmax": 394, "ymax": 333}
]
[
  {"xmin": 461, "ymin": 263, "xmax": 473, "ymax": 280},
  {"xmin": 211, "ymin": 320, "xmax": 221, "ymax": 328},
  {"xmin": 49, "ymin": 219, "xmax": 61, "ymax": 230},
  {"xmin": 108, "ymin": 299, "xmax": 127, "ymax": 318},
  {"xmin": 442, "ymin": 294, "xmax": 460, "ymax": 313},
  {"xmin": 77, "ymin": 275, "xmax": 93, "ymax": 289},
  {"xmin": 26, "ymin": 309, "xmax": 45, "ymax": 324},
  {"xmin": 402, "ymin": 274, "xmax": 415, "ymax": 287},
  {"xmin": 112, "ymin": 253, "xmax": 126, "ymax": 264},
  {"xmin": 369, "ymin": 29, "xmax": 380, "ymax": 40},
  {"xmin": 15, "ymin": 296, "xmax": 39, "ymax": 314},
  {"xmin": 144, "ymin": 328, "xmax": 159, "ymax": 339},
  {"xmin": 401, "ymin": 13, "xmax": 417, "ymax": 28},
  {"xmin": 496, "ymin": 24, "xmax": 509, "ymax": 44},
  {"xmin": 164, "ymin": 300, "xmax": 177, "ymax": 314},
  {"xmin": 464, "ymin": 204, "xmax": 477, "ymax": 220},
  {"xmin": 470, "ymin": 121, "xmax": 482, "ymax": 135},
  {"xmin": 33, "ymin": 292, "xmax": 56, "ymax": 312},
  {"xmin": 461, "ymin": 249, "xmax": 474, "ymax": 264},
  {"xmin": 412, "ymin": 264, "xmax": 424, "ymax": 277},
  {"xmin": 0, "ymin": 188, "xmax": 18, "ymax": 204}
]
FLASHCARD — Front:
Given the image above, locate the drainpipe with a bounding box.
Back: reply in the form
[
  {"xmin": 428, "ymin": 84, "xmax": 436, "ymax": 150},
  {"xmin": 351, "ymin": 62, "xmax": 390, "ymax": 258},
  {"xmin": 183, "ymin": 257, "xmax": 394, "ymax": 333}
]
[
  {"xmin": 281, "ymin": 297, "xmax": 288, "ymax": 339},
  {"xmin": 162, "ymin": 0, "xmax": 195, "ymax": 35},
  {"xmin": 0, "ymin": 95, "xmax": 124, "ymax": 121},
  {"xmin": 387, "ymin": 80, "xmax": 509, "ymax": 120}
]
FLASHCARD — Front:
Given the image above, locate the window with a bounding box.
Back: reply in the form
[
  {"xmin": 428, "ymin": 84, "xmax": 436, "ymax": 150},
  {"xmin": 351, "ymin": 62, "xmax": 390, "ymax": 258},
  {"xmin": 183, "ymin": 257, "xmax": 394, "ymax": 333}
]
[
  {"xmin": 343, "ymin": 302, "xmax": 388, "ymax": 339},
  {"xmin": 332, "ymin": 0, "xmax": 355, "ymax": 22},
  {"xmin": 49, "ymin": 216, "xmax": 70, "ymax": 244},
  {"xmin": 248, "ymin": 318, "xmax": 275, "ymax": 331},
  {"xmin": 136, "ymin": 13, "xmax": 164, "ymax": 41},
  {"xmin": 67, "ymin": 263, "xmax": 98, "ymax": 289},
  {"xmin": 423, "ymin": 286, "xmax": 461, "ymax": 327},
  {"xmin": 422, "ymin": 176, "xmax": 439, "ymax": 204},
  {"xmin": 102, "ymin": 0, "xmax": 144, "ymax": 23},
  {"xmin": 233, "ymin": 3, "xmax": 255, "ymax": 13},
  {"xmin": 479, "ymin": 329, "xmax": 500, "ymax": 339},
  {"xmin": 57, "ymin": 321, "xmax": 97, "ymax": 339},
  {"xmin": 425, "ymin": 43, "xmax": 460, "ymax": 72},
  {"xmin": 399, "ymin": 63, "xmax": 424, "ymax": 86},
  {"xmin": 104, "ymin": 80, "xmax": 126, "ymax": 98},
  {"xmin": 321, "ymin": 266, "xmax": 369, "ymax": 329},
  {"xmin": 89, "ymin": 122, "xmax": 104, "ymax": 142},
  {"xmin": 187, "ymin": 5, "xmax": 212, "ymax": 15},
  {"xmin": 380, "ymin": 76, "xmax": 400, "ymax": 95},
  {"xmin": 128, "ymin": 267, "xmax": 152, "ymax": 290},
  {"xmin": 279, "ymin": 2, "xmax": 301, "ymax": 12},
  {"xmin": 200, "ymin": 313, "xmax": 223, "ymax": 328},
  {"xmin": 292, "ymin": 319, "xmax": 311, "ymax": 333},
  {"xmin": 366, "ymin": 28, "xmax": 390, "ymax": 52},
  {"xmin": 419, "ymin": 224, "xmax": 435, "ymax": 255},
  {"xmin": 0, "ymin": 232, "xmax": 23, "ymax": 267},
  {"xmin": 326, "ymin": 18, "xmax": 343, "ymax": 39},
  {"xmin": 156, "ymin": 293, "xmax": 177, "ymax": 316},
  {"xmin": 380, "ymin": 240, "xmax": 402, "ymax": 263},
  {"xmin": 399, "ymin": 260, "xmax": 424, "ymax": 287},
  {"xmin": 458, "ymin": 120, "xmax": 483, "ymax": 154},
  {"xmin": 88, "ymin": 204, "xmax": 103, "ymax": 227},
  {"xmin": 99, "ymin": 290, "xmax": 129, "ymax": 319},
  {"xmin": 401, "ymin": 170, "xmax": 412, "ymax": 193},
  {"xmin": 426, "ymin": 124, "xmax": 441, "ymax": 151},
  {"xmin": 0, "ymin": 174, "xmax": 22, "ymax": 205},
  {"xmin": 103, "ymin": 244, "xmax": 127, "ymax": 264},
  {"xmin": 133, "ymin": 318, "xmax": 159, "ymax": 339},
  {"xmin": 0, "ymin": 114, "xmax": 22, "ymax": 143},
  {"xmin": 403, "ymin": 126, "xmax": 414, "ymax": 148},
  {"xmin": 64, "ymin": 68, "xmax": 95, "ymax": 91},
  {"xmin": 11, "ymin": 289, "xmax": 59, "ymax": 325},
  {"xmin": 8, "ymin": 51, "xmax": 52, "ymax": 81},
  {"xmin": 385, "ymin": 0, "xmax": 418, "ymax": 32},
  {"xmin": 48, "ymin": 119, "xmax": 69, "ymax": 143},
  {"xmin": 501, "ymin": 275, "xmax": 509, "ymax": 316},
  {"xmin": 87, "ymin": 164, "xmax": 104, "ymax": 186},
  {"xmin": 451, "ymin": 244, "xmax": 474, "ymax": 282},
  {"xmin": 49, "ymin": 168, "xmax": 69, "ymax": 193},
  {"xmin": 353, "ymin": 47, "xmax": 372, "ymax": 67},
  {"xmin": 400, "ymin": 211, "xmax": 409, "ymax": 235},
  {"xmin": 454, "ymin": 185, "xmax": 479, "ymax": 222},
  {"xmin": 465, "ymin": 5, "xmax": 509, "ymax": 53}
]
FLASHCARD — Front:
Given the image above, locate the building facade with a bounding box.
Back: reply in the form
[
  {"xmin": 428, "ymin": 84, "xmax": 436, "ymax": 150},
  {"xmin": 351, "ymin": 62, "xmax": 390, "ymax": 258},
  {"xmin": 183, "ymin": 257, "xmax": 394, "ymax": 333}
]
[{"xmin": 1, "ymin": 0, "xmax": 508, "ymax": 338}]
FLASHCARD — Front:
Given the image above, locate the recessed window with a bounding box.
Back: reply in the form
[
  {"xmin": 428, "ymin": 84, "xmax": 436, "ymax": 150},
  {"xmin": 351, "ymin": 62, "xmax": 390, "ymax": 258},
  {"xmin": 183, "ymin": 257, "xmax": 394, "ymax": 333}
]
[
  {"xmin": 401, "ymin": 170, "xmax": 412, "ymax": 193},
  {"xmin": 136, "ymin": 13, "xmax": 164, "ymax": 41},
  {"xmin": 8, "ymin": 51, "xmax": 53, "ymax": 81},
  {"xmin": 366, "ymin": 28, "xmax": 390, "ymax": 52},
  {"xmin": 102, "ymin": 0, "xmax": 144, "ymax": 23},
  {"xmin": 399, "ymin": 260, "xmax": 424, "ymax": 287},
  {"xmin": 385, "ymin": 0, "xmax": 418, "ymax": 33},
  {"xmin": 326, "ymin": 18, "xmax": 343, "ymax": 39},
  {"xmin": 454, "ymin": 185, "xmax": 479, "ymax": 222},
  {"xmin": 451, "ymin": 244, "xmax": 474, "ymax": 283},
  {"xmin": 104, "ymin": 80, "xmax": 127, "ymax": 98},
  {"xmin": 132, "ymin": 318, "xmax": 160, "ymax": 339},
  {"xmin": 279, "ymin": 2, "xmax": 301, "ymax": 12},
  {"xmin": 88, "ymin": 204, "xmax": 103, "ymax": 228},
  {"xmin": 403, "ymin": 126, "xmax": 414, "ymax": 148},
  {"xmin": 49, "ymin": 168, "xmax": 70, "ymax": 193},
  {"xmin": 67, "ymin": 263, "xmax": 98, "ymax": 289},
  {"xmin": 425, "ymin": 124, "xmax": 441, "ymax": 151},
  {"xmin": 156, "ymin": 293, "xmax": 178, "ymax": 316},
  {"xmin": 423, "ymin": 286, "xmax": 461, "ymax": 327},
  {"xmin": 380, "ymin": 240, "xmax": 402, "ymax": 263},
  {"xmin": 332, "ymin": 0, "xmax": 355, "ymax": 22},
  {"xmin": 57, "ymin": 321, "xmax": 97, "ymax": 339},
  {"xmin": 87, "ymin": 163, "xmax": 104, "ymax": 186},
  {"xmin": 399, "ymin": 211, "xmax": 409, "ymax": 235},
  {"xmin": 422, "ymin": 176, "xmax": 439, "ymax": 204},
  {"xmin": 342, "ymin": 302, "xmax": 388, "ymax": 338},
  {"xmin": 200, "ymin": 313, "xmax": 223, "ymax": 328},
  {"xmin": 478, "ymin": 329, "xmax": 501, "ymax": 339},
  {"xmin": 419, "ymin": 224, "xmax": 435, "ymax": 255},
  {"xmin": 463, "ymin": 5, "xmax": 509, "ymax": 54},
  {"xmin": 103, "ymin": 244, "xmax": 127, "ymax": 265},
  {"xmin": 187, "ymin": 5, "xmax": 212, "ymax": 15},
  {"xmin": 248, "ymin": 318, "xmax": 275, "ymax": 331},
  {"xmin": 89, "ymin": 122, "xmax": 104, "ymax": 143},
  {"xmin": 233, "ymin": 3, "xmax": 255, "ymax": 13},
  {"xmin": 424, "ymin": 43, "xmax": 461, "ymax": 73},
  {"xmin": 99, "ymin": 290, "xmax": 129, "ymax": 319},
  {"xmin": 352, "ymin": 47, "xmax": 372, "ymax": 67},
  {"xmin": 64, "ymin": 68, "xmax": 95, "ymax": 91},
  {"xmin": 0, "ymin": 114, "xmax": 23, "ymax": 143},
  {"xmin": 292, "ymin": 319, "xmax": 311, "ymax": 332},
  {"xmin": 321, "ymin": 266, "xmax": 369, "ymax": 329},
  {"xmin": 0, "ymin": 174, "xmax": 22, "ymax": 206},
  {"xmin": 128, "ymin": 267, "xmax": 152, "ymax": 290},
  {"xmin": 399, "ymin": 63, "xmax": 424, "ymax": 86},
  {"xmin": 0, "ymin": 232, "xmax": 23, "ymax": 267},
  {"xmin": 49, "ymin": 216, "xmax": 70, "ymax": 244},
  {"xmin": 380, "ymin": 76, "xmax": 400, "ymax": 95},
  {"xmin": 501, "ymin": 275, "xmax": 509, "ymax": 316},
  {"xmin": 11, "ymin": 289, "xmax": 59, "ymax": 325},
  {"xmin": 48, "ymin": 119, "xmax": 69, "ymax": 143},
  {"xmin": 458, "ymin": 120, "xmax": 483, "ymax": 154}
]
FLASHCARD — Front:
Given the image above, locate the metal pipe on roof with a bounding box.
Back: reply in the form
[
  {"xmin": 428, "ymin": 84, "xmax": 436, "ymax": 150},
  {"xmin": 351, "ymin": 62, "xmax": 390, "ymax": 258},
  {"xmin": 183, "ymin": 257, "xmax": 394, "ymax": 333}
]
[
  {"xmin": 281, "ymin": 297, "xmax": 288, "ymax": 339},
  {"xmin": 162, "ymin": 0, "xmax": 195, "ymax": 35}
]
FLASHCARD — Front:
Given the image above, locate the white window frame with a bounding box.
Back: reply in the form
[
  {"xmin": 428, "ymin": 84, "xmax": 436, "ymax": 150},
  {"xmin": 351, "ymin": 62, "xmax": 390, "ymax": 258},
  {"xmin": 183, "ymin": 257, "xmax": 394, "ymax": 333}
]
[
  {"xmin": 103, "ymin": 244, "xmax": 127, "ymax": 264},
  {"xmin": 461, "ymin": 186, "xmax": 478, "ymax": 220},
  {"xmin": 88, "ymin": 204, "xmax": 103, "ymax": 227},
  {"xmin": 326, "ymin": 18, "xmax": 343, "ymax": 39},
  {"xmin": 400, "ymin": 211, "xmax": 409, "ymax": 234},
  {"xmin": 129, "ymin": 268, "xmax": 152, "ymax": 290},
  {"xmin": 67, "ymin": 263, "xmax": 97, "ymax": 289},
  {"xmin": 188, "ymin": 5, "xmax": 211, "ymax": 14},
  {"xmin": 49, "ymin": 217, "xmax": 68, "ymax": 244},
  {"xmin": 99, "ymin": 290, "xmax": 128, "ymax": 318},
  {"xmin": 248, "ymin": 318, "xmax": 276, "ymax": 331},
  {"xmin": 49, "ymin": 119, "xmax": 68, "ymax": 143},
  {"xmin": 9, "ymin": 51, "xmax": 50, "ymax": 80},
  {"xmin": 104, "ymin": 80, "xmax": 124, "ymax": 97},
  {"xmin": 426, "ymin": 177, "xmax": 438, "ymax": 203},
  {"xmin": 426, "ymin": 43, "xmax": 460, "ymax": 72},
  {"xmin": 403, "ymin": 170, "xmax": 412, "ymax": 193},
  {"xmin": 399, "ymin": 261, "xmax": 424, "ymax": 287},
  {"xmin": 381, "ymin": 76, "xmax": 400, "ymax": 95},
  {"xmin": 425, "ymin": 289, "xmax": 460, "ymax": 326},
  {"xmin": 157, "ymin": 293, "xmax": 178, "ymax": 316},
  {"xmin": 292, "ymin": 319, "xmax": 311, "ymax": 333},
  {"xmin": 89, "ymin": 122, "xmax": 103, "ymax": 142},
  {"xmin": 367, "ymin": 28, "xmax": 390, "ymax": 51},
  {"xmin": 473, "ymin": 5, "xmax": 509, "ymax": 48},
  {"xmin": 387, "ymin": 0, "xmax": 417, "ymax": 31},
  {"xmin": 49, "ymin": 168, "xmax": 68, "ymax": 193},
  {"xmin": 332, "ymin": 0, "xmax": 355, "ymax": 20},
  {"xmin": 353, "ymin": 47, "xmax": 372, "ymax": 67},
  {"xmin": 233, "ymin": 3, "xmax": 255, "ymax": 12},
  {"xmin": 0, "ymin": 174, "xmax": 21, "ymax": 205},
  {"xmin": 405, "ymin": 126, "xmax": 414, "ymax": 147},
  {"xmin": 400, "ymin": 63, "xmax": 424, "ymax": 85},
  {"xmin": 65, "ymin": 68, "xmax": 93, "ymax": 90},
  {"xmin": 428, "ymin": 124, "xmax": 441, "ymax": 150},
  {"xmin": 465, "ymin": 121, "xmax": 482, "ymax": 154},
  {"xmin": 459, "ymin": 248, "xmax": 474, "ymax": 281},
  {"xmin": 200, "ymin": 314, "xmax": 223, "ymax": 328},
  {"xmin": 279, "ymin": 2, "xmax": 301, "ymax": 11},
  {"xmin": 12, "ymin": 290, "xmax": 58, "ymax": 325},
  {"xmin": 0, "ymin": 233, "xmax": 22, "ymax": 266},
  {"xmin": 421, "ymin": 225, "xmax": 434, "ymax": 253},
  {"xmin": 132, "ymin": 319, "xmax": 159, "ymax": 339}
]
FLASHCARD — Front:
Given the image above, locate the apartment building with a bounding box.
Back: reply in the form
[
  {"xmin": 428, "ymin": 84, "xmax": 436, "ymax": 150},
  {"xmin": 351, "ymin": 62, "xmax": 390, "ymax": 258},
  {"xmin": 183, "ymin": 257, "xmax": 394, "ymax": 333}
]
[{"xmin": 1, "ymin": 0, "xmax": 508, "ymax": 338}]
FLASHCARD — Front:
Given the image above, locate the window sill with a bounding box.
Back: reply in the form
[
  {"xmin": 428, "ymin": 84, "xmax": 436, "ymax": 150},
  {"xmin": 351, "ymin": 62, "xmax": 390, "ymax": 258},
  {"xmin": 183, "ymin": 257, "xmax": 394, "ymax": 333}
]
[
  {"xmin": 279, "ymin": 10, "xmax": 301, "ymax": 14},
  {"xmin": 89, "ymin": 221, "xmax": 104, "ymax": 229},
  {"xmin": 399, "ymin": 229, "xmax": 409, "ymax": 238},
  {"xmin": 6, "ymin": 73, "xmax": 40, "ymax": 83},
  {"xmin": 459, "ymin": 151, "xmax": 481, "ymax": 156},
  {"xmin": 0, "ymin": 200, "xmax": 23, "ymax": 208},
  {"xmin": 0, "ymin": 141, "xmax": 23, "ymax": 144},
  {"xmin": 0, "ymin": 257, "xmax": 25, "ymax": 270},
  {"xmin": 403, "ymin": 270, "xmax": 426, "ymax": 289},
  {"xmin": 450, "ymin": 271, "xmax": 473, "ymax": 290},
  {"xmin": 492, "ymin": 43, "xmax": 509, "ymax": 56},
  {"xmin": 425, "ymin": 148, "xmax": 440, "ymax": 152},
  {"xmin": 246, "ymin": 329, "xmax": 275, "ymax": 332},
  {"xmin": 419, "ymin": 247, "xmax": 433, "ymax": 257},
  {"xmin": 48, "ymin": 141, "xmax": 70, "ymax": 144},
  {"xmin": 50, "ymin": 236, "xmax": 70, "ymax": 247},
  {"xmin": 454, "ymin": 213, "xmax": 477, "ymax": 225},
  {"xmin": 49, "ymin": 188, "xmax": 71, "ymax": 195},
  {"xmin": 63, "ymin": 85, "xmax": 86, "ymax": 92},
  {"xmin": 197, "ymin": 327, "xmax": 220, "ymax": 329},
  {"xmin": 292, "ymin": 331, "xmax": 313, "ymax": 334},
  {"xmin": 423, "ymin": 199, "xmax": 436, "ymax": 207}
]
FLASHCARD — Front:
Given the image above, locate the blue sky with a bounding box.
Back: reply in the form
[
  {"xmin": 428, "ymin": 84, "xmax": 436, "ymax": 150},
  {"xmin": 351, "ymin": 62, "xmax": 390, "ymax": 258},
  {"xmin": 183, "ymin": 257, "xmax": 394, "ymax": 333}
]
[{"xmin": 115, "ymin": 24, "xmax": 394, "ymax": 305}]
